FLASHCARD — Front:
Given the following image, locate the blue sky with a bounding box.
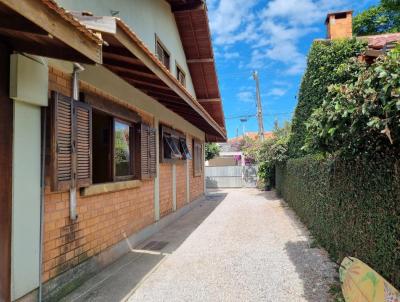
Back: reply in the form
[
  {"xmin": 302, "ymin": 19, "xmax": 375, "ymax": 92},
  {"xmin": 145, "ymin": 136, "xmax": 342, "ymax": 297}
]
[{"xmin": 207, "ymin": 0, "xmax": 379, "ymax": 138}]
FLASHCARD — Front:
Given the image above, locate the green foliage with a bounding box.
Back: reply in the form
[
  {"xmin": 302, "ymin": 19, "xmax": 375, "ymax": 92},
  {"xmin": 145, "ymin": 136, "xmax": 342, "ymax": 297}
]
[
  {"xmin": 276, "ymin": 155, "xmax": 400, "ymax": 289},
  {"xmin": 205, "ymin": 143, "xmax": 221, "ymax": 161},
  {"xmin": 353, "ymin": 3, "xmax": 400, "ymax": 36},
  {"xmin": 382, "ymin": 0, "xmax": 400, "ymax": 10},
  {"xmin": 243, "ymin": 122, "xmax": 291, "ymax": 184},
  {"xmin": 288, "ymin": 39, "xmax": 367, "ymax": 158},
  {"xmin": 304, "ymin": 48, "xmax": 400, "ymax": 157}
]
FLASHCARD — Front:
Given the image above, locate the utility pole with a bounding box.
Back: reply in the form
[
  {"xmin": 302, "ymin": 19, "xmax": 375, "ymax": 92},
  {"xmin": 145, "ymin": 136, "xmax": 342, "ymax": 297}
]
[{"xmin": 253, "ymin": 70, "xmax": 265, "ymax": 142}]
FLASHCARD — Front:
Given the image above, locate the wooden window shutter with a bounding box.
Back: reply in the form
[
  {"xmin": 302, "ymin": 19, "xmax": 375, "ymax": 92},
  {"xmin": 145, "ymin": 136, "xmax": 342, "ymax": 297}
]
[
  {"xmin": 74, "ymin": 102, "xmax": 92, "ymax": 188},
  {"xmin": 50, "ymin": 92, "xmax": 73, "ymax": 191},
  {"xmin": 193, "ymin": 140, "xmax": 203, "ymax": 177},
  {"xmin": 136, "ymin": 123, "xmax": 157, "ymax": 180},
  {"xmin": 149, "ymin": 127, "xmax": 157, "ymax": 177}
]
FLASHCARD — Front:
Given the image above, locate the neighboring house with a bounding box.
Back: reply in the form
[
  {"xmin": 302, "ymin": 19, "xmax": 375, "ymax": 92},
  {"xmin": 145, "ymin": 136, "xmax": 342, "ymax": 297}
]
[
  {"xmin": 0, "ymin": 1, "xmax": 226, "ymax": 301},
  {"xmin": 206, "ymin": 132, "xmax": 273, "ymax": 167},
  {"xmin": 206, "ymin": 142, "xmax": 242, "ymax": 167},
  {"xmin": 324, "ymin": 10, "xmax": 400, "ymax": 59}
]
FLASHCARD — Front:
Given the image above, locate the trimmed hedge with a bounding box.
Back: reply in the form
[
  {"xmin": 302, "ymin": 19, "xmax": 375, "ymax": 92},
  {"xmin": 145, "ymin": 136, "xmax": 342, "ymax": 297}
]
[
  {"xmin": 276, "ymin": 156, "xmax": 400, "ymax": 288},
  {"xmin": 288, "ymin": 39, "xmax": 366, "ymax": 158}
]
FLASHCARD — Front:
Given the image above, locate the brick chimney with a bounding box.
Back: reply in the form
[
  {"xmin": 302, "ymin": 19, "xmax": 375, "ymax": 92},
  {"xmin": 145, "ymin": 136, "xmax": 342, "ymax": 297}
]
[{"xmin": 326, "ymin": 11, "xmax": 353, "ymax": 40}]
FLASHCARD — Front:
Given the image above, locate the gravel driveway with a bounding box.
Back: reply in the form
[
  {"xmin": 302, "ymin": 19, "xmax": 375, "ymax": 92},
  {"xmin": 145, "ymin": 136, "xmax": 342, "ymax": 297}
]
[{"xmin": 64, "ymin": 189, "xmax": 337, "ymax": 302}]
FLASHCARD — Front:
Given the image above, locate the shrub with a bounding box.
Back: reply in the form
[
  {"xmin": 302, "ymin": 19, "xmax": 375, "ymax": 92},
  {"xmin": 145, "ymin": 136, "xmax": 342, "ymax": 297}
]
[
  {"xmin": 304, "ymin": 47, "xmax": 400, "ymax": 157},
  {"xmin": 288, "ymin": 39, "xmax": 367, "ymax": 158},
  {"xmin": 276, "ymin": 156, "xmax": 400, "ymax": 288},
  {"xmin": 205, "ymin": 143, "xmax": 221, "ymax": 161}
]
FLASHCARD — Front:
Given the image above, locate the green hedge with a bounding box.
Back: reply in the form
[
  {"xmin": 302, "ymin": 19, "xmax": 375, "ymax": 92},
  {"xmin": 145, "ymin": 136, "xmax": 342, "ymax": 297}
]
[
  {"xmin": 276, "ymin": 156, "xmax": 400, "ymax": 288},
  {"xmin": 288, "ymin": 39, "xmax": 366, "ymax": 158}
]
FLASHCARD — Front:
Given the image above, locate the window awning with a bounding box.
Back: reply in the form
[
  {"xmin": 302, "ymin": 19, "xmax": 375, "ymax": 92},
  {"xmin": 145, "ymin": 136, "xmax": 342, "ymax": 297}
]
[
  {"xmin": 0, "ymin": 0, "xmax": 102, "ymax": 64},
  {"xmin": 72, "ymin": 13, "xmax": 227, "ymax": 142}
]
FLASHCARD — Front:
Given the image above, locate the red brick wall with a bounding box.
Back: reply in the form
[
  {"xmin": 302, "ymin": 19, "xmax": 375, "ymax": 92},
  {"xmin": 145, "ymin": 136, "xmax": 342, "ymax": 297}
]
[
  {"xmin": 159, "ymin": 163, "xmax": 173, "ymax": 218},
  {"xmin": 43, "ymin": 181, "xmax": 154, "ymax": 281},
  {"xmin": 189, "ymin": 137, "xmax": 205, "ymax": 201},
  {"xmin": 176, "ymin": 163, "xmax": 187, "ymax": 209},
  {"xmin": 43, "ymin": 68, "xmax": 155, "ymax": 282},
  {"xmin": 44, "ymin": 68, "xmax": 205, "ymax": 283}
]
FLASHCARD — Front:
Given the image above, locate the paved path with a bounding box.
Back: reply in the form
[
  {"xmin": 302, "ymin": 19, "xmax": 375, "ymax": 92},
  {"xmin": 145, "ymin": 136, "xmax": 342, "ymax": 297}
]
[{"xmin": 64, "ymin": 189, "xmax": 337, "ymax": 302}]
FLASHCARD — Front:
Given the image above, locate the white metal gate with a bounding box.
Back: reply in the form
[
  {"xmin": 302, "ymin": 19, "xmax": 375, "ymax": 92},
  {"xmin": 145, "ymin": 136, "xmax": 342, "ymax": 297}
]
[{"xmin": 205, "ymin": 166, "xmax": 258, "ymax": 188}]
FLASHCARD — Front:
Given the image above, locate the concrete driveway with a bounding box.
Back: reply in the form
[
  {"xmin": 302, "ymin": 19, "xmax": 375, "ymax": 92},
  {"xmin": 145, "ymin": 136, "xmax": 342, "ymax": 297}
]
[{"xmin": 63, "ymin": 189, "xmax": 337, "ymax": 302}]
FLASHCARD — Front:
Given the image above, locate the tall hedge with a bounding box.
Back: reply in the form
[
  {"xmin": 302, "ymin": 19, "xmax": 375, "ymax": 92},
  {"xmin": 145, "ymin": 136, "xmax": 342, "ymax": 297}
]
[
  {"xmin": 276, "ymin": 156, "xmax": 400, "ymax": 288},
  {"xmin": 288, "ymin": 39, "xmax": 366, "ymax": 158}
]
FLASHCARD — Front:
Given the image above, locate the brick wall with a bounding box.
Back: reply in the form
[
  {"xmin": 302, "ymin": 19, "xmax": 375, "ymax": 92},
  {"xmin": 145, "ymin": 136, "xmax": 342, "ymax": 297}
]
[
  {"xmin": 44, "ymin": 68, "xmax": 155, "ymax": 282},
  {"xmin": 159, "ymin": 163, "xmax": 173, "ymax": 218},
  {"xmin": 44, "ymin": 68, "xmax": 205, "ymax": 283},
  {"xmin": 176, "ymin": 163, "xmax": 187, "ymax": 209},
  {"xmin": 327, "ymin": 13, "xmax": 353, "ymax": 39},
  {"xmin": 189, "ymin": 136, "xmax": 205, "ymax": 201}
]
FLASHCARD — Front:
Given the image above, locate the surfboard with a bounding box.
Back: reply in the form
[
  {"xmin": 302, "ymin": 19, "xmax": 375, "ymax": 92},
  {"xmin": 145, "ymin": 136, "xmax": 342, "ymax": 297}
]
[{"xmin": 339, "ymin": 257, "xmax": 400, "ymax": 302}]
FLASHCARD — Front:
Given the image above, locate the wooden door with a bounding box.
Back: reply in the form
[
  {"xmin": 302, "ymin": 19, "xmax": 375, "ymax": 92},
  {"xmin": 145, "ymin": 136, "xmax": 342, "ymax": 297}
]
[{"xmin": 0, "ymin": 42, "xmax": 12, "ymax": 302}]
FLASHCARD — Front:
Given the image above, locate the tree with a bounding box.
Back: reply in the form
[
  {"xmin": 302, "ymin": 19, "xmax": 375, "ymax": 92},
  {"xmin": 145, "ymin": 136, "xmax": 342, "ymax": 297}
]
[
  {"xmin": 353, "ymin": 2, "xmax": 400, "ymax": 36},
  {"xmin": 205, "ymin": 143, "xmax": 221, "ymax": 161},
  {"xmin": 382, "ymin": 0, "xmax": 400, "ymax": 10},
  {"xmin": 243, "ymin": 122, "xmax": 291, "ymax": 186}
]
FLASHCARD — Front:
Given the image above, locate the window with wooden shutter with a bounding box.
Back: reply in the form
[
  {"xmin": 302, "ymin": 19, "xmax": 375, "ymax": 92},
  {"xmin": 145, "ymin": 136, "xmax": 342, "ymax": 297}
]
[
  {"xmin": 193, "ymin": 140, "xmax": 203, "ymax": 177},
  {"xmin": 50, "ymin": 92, "xmax": 73, "ymax": 192},
  {"xmin": 74, "ymin": 102, "xmax": 92, "ymax": 188},
  {"xmin": 176, "ymin": 64, "xmax": 186, "ymax": 87},
  {"xmin": 136, "ymin": 123, "xmax": 157, "ymax": 180},
  {"xmin": 155, "ymin": 36, "xmax": 170, "ymax": 70}
]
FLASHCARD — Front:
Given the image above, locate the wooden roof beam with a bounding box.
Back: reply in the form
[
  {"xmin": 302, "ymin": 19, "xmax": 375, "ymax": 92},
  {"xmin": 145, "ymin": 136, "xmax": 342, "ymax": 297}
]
[
  {"xmin": 187, "ymin": 58, "xmax": 214, "ymax": 64},
  {"xmin": 0, "ymin": 0, "xmax": 102, "ymax": 63},
  {"xmin": 198, "ymin": 98, "xmax": 221, "ymax": 103}
]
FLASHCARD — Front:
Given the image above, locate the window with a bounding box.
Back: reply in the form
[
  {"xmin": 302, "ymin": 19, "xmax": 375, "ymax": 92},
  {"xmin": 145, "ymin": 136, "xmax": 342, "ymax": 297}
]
[
  {"xmin": 176, "ymin": 64, "xmax": 186, "ymax": 87},
  {"xmin": 48, "ymin": 91, "xmax": 157, "ymax": 191},
  {"xmin": 160, "ymin": 125, "xmax": 191, "ymax": 163},
  {"xmin": 114, "ymin": 120, "xmax": 132, "ymax": 179},
  {"xmin": 193, "ymin": 140, "xmax": 203, "ymax": 177},
  {"xmin": 155, "ymin": 37, "xmax": 170, "ymax": 70}
]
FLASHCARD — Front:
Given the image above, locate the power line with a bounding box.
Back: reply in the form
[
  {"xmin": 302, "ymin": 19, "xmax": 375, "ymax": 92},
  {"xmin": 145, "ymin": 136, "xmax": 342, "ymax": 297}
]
[{"xmin": 225, "ymin": 112, "xmax": 293, "ymax": 120}]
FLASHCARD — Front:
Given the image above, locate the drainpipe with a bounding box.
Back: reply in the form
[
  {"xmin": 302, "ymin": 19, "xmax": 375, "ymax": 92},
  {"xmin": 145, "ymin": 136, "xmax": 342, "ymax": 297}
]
[
  {"xmin": 70, "ymin": 63, "xmax": 85, "ymax": 221},
  {"xmin": 38, "ymin": 107, "xmax": 46, "ymax": 302}
]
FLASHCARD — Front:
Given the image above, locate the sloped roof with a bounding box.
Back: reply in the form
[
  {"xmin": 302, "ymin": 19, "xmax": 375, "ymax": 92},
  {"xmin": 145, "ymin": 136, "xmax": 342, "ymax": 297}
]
[
  {"xmin": 229, "ymin": 132, "xmax": 274, "ymax": 144},
  {"xmin": 166, "ymin": 0, "xmax": 226, "ymax": 132},
  {"xmin": 72, "ymin": 13, "xmax": 226, "ymax": 141},
  {"xmin": 0, "ymin": 0, "xmax": 102, "ymax": 63},
  {"xmin": 362, "ymin": 33, "xmax": 400, "ymax": 49}
]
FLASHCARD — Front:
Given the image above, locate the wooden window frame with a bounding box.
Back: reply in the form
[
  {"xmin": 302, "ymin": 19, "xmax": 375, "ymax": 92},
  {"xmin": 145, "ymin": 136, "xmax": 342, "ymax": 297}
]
[
  {"xmin": 81, "ymin": 92, "xmax": 141, "ymax": 184},
  {"xmin": 155, "ymin": 34, "xmax": 171, "ymax": 70},
  {"xmin": 159, "ymin": 124, "xmax": 189, "ymax": 164},
  {"xmin": 193, "ymin": 139, "xmax": 203, "ymax": 177},
  {"xmin": 176, "ymin": 62, "xmax": 186, "ymax": 87}
]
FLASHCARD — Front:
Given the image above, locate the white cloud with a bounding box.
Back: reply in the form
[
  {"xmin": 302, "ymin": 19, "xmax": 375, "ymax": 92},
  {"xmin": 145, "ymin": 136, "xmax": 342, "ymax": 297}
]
[
  {"xmin": 237, "ymin": 91, "xmax": 255, "ymax": 103},
  {"xmin": 208, "ymin": 0, "xmax": 353, "ymax": 75},
  {"xmin": 267, "ymin": 88, "xmax": 288, "ymax": 97},
  {"xmin": 208, "ymin": 0, "xmax": 259, "ymax": 45}
]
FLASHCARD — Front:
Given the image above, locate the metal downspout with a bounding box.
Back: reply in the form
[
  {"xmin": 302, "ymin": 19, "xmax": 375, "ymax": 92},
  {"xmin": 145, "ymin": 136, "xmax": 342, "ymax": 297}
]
[
  {"xmin": 70, "ymin": 63, "xmax": 85, "ymax": 221},
  {"xmin": 38, "ymin": 107, "xmax": 46, "ymax": 302}
]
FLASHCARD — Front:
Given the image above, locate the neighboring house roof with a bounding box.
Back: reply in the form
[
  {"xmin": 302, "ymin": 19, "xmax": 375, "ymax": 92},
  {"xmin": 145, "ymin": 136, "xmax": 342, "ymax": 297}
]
[
  {"xmin": 166, "ymin": 0, "xmax": 226, "ymax": 132},
  {"xmin": 71, "ymin": 13, "xmax": 226, "ymax": 142},
  {"xmin": 228, "ymin": 132, "xmax": 274, "ymax": 144},
  {"xmin": 0, "ymin": 0, "xmax": 102, "ymax": 63},
  {"xmin": 363, "ymin": 33, "xmax": 400, "ymax": 49}
]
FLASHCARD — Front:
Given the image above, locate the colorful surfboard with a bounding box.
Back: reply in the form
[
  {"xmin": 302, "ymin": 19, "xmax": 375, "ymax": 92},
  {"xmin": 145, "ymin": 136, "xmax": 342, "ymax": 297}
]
[{"xmin": 340, "ymin": 257, "xmax": 400, "ymax": 302}]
